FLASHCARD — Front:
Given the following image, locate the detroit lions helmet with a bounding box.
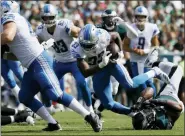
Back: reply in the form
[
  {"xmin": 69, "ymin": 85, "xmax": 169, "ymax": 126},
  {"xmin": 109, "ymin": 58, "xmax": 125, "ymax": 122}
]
[
  {"xmin": 134, "ymin": 6, "xmax": 148, "ymax": 30},
  {"xmin": 40, "ymin": 4, "xmax": 58, "ymax": 28},
  {"xmin": 79, "ymin": 24, "xmax": 99, "ymax": 51},
  {"xmin": 101, "ymin": 9, "xmax": 117, "ymax": 31},
  {"xmin": 1, "ymin": 1, "xmax": 20, "ymax": 15}
]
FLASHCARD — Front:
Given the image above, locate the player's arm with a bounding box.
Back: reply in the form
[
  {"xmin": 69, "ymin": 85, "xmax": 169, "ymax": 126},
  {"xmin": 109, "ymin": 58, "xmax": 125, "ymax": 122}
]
[
  {"xmin": 122, "ymin": 36, "xmax": 133, "ymax": 52},
  {"xmin": 1, "ymin": 22, "xmax": 16, "ymax": 45},
  {"xmin": 110, "ymin": 32, "xmax": 122, "ymax": 50},
  {"xmin": 77, "ymin": 58, "xmax": 102, "ymax": 78},
  {"xmin": 149, "ymin": 99, "xmax": 183, "ymax": 113},
  {"xmin": 151, "ymin": 35, "xmax": 159, "ymax": 48}
]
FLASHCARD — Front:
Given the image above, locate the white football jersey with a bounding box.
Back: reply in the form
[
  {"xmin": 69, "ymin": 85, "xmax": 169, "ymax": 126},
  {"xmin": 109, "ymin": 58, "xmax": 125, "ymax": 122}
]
[
  {"xmin": 70, "ymin": 29, "xmax": 111, "ymax": 66},
  {"xmin": 158, "ymin": 62, "xmax": 182, "ymax": 103},
  {"xmin": 1, "ymin": 13, "xmax": 44, "ymax": 68},
  {"xmin": 129, "ymin": 22, "xmax": 160, "ymax": 62},
  {"xmin": 36, "ymin": 19, "xmax": 76, "ymax": 62}
]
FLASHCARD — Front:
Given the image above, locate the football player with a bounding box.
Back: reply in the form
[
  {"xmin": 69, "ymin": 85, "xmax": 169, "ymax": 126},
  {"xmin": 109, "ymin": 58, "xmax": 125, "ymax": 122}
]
[
  {"xmin": 123, "ymin": 6, "xmax": 160, "ymax": 97},
  {"xmin": 1, "ymin": 1, "xmax": 102, "ymax": 132},
  {"xmin": 1, "ymin": 106, "xmax": 34, "ymax": 126},
  {"xmin": 36, "ymin": 4, "xmax": 94, "ymax": 113},
  {"xmin": 132, "ymin": 52, "xmax": 184, "ymax": 129},
  {"xmin": 70, "ymin": 24, "xmax": 171, "ymax": 117},
  {"xmin": 1, "ymin": 45, "xmax": 25, "ymax": 110}
]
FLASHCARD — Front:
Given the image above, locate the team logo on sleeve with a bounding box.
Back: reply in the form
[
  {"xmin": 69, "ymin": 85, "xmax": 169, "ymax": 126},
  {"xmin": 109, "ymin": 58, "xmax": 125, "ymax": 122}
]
[{"xmin": 1, "ymin": 14, "xmax": 15, "ymax": 24}]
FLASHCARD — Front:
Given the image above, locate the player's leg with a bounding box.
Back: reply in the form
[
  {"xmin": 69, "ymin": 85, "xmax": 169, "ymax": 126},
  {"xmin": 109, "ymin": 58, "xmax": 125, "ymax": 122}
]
[
  {"xmin": 92, "ymin": 67, "xmax": 131, "ymax": 115},
  {"xmin": 144, "ymin": 67, "xmax": 157, "ymax": 96},
  {"xmin": 34, "ymin": 51, "xmax": 102, "ymax": 132},
  {"xmin": 1, "ymin": 59, "xmax": 20, "ymax": 99},
  {"xmin": 7, "ymin": 60, "xmax": 24, "ymax": 82},
  {"xmin": 112, "ymin": 62, "xmax": 170, "ymax": 89},
  {"xmin": 18, "ymin": 70, "xmax": 60, "ymax": 130},
  {"xmin": 1, "ymin": 106, "xmax": 34, "ymax": 125},
  {"xmin": 153, "ymin": 61, "xmax": 183, "ymax": 98},
  {"xmin": 70, "ymin": 61, "xmax": 94, "ymax": 113}
]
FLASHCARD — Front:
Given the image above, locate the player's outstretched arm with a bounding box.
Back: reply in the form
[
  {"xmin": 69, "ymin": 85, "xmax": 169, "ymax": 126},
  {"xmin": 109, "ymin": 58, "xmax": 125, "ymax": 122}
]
[{"xmin": 1, "ymin": 22, "xmax": 17, "ymax": 45}]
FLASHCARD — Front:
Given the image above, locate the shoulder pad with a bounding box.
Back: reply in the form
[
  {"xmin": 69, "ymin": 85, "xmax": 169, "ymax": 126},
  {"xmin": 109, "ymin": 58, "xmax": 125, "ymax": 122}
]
[{"xmin": 36, "ymin": 24, "xmax": 44, "ymax": 35}]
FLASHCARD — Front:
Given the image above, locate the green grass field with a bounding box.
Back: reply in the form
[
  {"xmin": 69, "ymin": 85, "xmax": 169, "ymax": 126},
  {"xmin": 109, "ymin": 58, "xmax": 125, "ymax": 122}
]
[{"xmin": 1, "ymin": 111, "xmax": 184, "ymax": 136}]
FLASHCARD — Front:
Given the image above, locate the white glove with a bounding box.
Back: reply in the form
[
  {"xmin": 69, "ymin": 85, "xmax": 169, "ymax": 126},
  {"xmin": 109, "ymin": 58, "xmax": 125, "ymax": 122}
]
[
  {"xmin": 41, "ymin": 38, "xmax": 55, "ymax": 50},
  {"xmin": 112, "ymin": 16, "xmax": 124, "ymax": 25},
  {"xmin": 98, "ymin": 50, "xmax": 112, "ymax": 68},
  {"xmin": 113, "ymin": 17, "xmax": 138, "ymax": 38},
  {"xmin": 110, "ymin": 51, "xmax": 124, "ymax": 63}
]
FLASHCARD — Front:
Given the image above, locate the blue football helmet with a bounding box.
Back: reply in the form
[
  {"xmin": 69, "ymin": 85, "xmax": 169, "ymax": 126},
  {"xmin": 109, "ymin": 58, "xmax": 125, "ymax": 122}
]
[
  {"xmin": 1, "ymin": 1, "xmax": 20, "ymax": 15},
  {"xmin": 40, "ymin": 4, "xmax": 58, "ymax": 28},
  {"xmin": 79, "ymin": 24, "xmax": 99, "ymax": 51}
]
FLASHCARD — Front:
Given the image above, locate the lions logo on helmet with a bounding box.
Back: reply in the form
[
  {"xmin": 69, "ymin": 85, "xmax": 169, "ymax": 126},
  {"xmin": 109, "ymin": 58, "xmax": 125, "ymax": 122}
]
[
  {"xmin": 1, "ymin": 1, "xmax": 20, "ymax": 15},
  {"xmin": 134, "ymin": 6, "xmax": 148, "ymax": 30},
  {"xmin": 40, "ymin": 4, "xmax": 58, "ymax": 28},
  {"xmin": 101, "ymin": 9, "xmax": 117, "ymax": 31},
  {"xmin": 79, "ymin": 24, "xmax": 99, "ymax": 51}
]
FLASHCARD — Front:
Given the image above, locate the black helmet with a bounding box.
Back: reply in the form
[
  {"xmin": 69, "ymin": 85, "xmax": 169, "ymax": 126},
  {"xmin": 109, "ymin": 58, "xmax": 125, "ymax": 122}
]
[
  {"xmin": 132, "ymin": 106, "xmax": 173, "ymax": 130},
  {"xmin": 101, "ymin": 9, "xmax": 117, "ymax": 31}
]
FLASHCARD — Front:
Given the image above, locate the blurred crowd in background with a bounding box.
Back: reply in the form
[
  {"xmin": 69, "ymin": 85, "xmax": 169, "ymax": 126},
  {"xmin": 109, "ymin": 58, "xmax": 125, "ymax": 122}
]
[{"xmin": 1, "ymin": 0, "xmax": 185, "ymax": 109}]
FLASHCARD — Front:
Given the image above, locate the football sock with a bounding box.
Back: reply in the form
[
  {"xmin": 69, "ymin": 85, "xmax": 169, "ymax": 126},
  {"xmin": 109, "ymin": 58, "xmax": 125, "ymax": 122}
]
[
  {"xmin": 11, "ymin": 85, "xmax": 20, "ymax": 100},
  {"xmin": 68, "ymin": 99, "xmax": 90, "ymax": 118},
  {"xmin": 36, "ymin": 106, "xmax": 57, "ymax": 124}
]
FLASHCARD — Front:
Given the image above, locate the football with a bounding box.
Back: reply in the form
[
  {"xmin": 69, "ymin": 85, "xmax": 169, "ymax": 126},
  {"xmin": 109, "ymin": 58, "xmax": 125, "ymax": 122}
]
[{"xmin": 106, "ymin": 42, "xmax": 120, "ymax": 60}]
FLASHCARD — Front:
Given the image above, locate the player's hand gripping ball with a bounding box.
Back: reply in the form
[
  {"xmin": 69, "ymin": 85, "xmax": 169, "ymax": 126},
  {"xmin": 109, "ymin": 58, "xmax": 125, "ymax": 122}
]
[{"xmin": 106, "ymin": 42, "xmax": 120, "ymax": 60}]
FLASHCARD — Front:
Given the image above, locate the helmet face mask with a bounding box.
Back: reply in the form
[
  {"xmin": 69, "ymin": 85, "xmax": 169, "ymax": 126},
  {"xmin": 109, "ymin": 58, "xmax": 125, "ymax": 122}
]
[
  {"xmin": 134, "ymin": 6, "xmax": 148, "ymax": 30},
  {"xmin": 132, "ymin": 106, "xmax": 172, "ymax": 130},
  {"xmin": 41, "ymin": 4, "xmax": 57, "ymax": 28},
  {"xmin": 79, "ymin": 24, "xmax": 99, "ymax": 51},
  {"xmin": 101, "ymin": 9, "xmax": 117, "ymax": 31}
]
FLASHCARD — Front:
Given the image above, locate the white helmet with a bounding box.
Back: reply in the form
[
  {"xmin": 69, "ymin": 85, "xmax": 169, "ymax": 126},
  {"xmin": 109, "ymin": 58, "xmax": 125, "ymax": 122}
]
[
  {"xmin": 40, "ymin": 4, "xmax": 58, "ymax": 28},
  {"xmin": 134, "ymin": 6, "xmax": 148, "ymax": 30},
  {"xmin": 79, "ymin": 24, "xmax": 99, "ymax": 51},
  {"xmin": 1, "ymin": 1, "xmax": 20, "ymax": 15}
]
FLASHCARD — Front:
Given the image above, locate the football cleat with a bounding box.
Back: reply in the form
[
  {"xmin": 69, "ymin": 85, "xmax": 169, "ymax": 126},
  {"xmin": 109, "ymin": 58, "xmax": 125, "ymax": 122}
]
[
  {"xmin": 42, "ymin": 122, "xmax": 62, "ymax": 131},
  {"xmin": 144, "ymin": 47, "xmax": 159, "ymax": 68},
  {"xmin": 85, "ymin": 113, "xmax": 102, "ymax": 132},
  {"xmin": 152, "ymin": 67, "xmax": 171, "ymax": 84}
]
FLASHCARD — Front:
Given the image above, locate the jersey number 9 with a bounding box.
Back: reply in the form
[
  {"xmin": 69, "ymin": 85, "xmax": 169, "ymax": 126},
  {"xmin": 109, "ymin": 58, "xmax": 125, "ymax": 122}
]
[{"xmin": 137, "ymin": 37, "xmax": 145, "ymax": 49}]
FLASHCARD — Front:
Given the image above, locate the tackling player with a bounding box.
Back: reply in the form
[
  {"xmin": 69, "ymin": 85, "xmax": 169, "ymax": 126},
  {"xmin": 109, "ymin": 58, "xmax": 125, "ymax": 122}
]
[
  {"xmin": 1, "ymin": 1, "xmax": 102, "ymax": 132},
  {"xmin": 123, "ymin": 6, "xmax": 160, "ymax": 97},
  {"xmin": 36, "ymin": 4, "xmax": 94, "ymax": 113},
  {"xmin": 132, "ymin": 52, "xmax": 184, "ymax": 129},
  {"xmin": 70, "ymin": 24, "xmax": 171, "ymax": 117}
]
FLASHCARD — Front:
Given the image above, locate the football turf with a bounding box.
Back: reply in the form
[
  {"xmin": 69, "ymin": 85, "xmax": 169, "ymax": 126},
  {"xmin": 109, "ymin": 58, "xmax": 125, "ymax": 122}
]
[{"xmin": 1, "ymin": 111, "xmax": 184, "ymax": 136}]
